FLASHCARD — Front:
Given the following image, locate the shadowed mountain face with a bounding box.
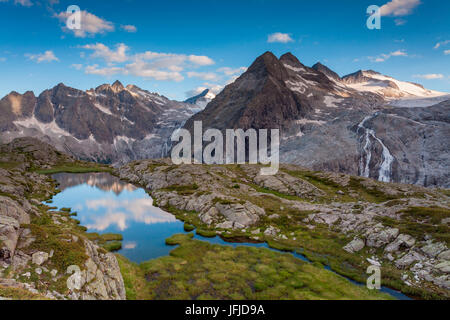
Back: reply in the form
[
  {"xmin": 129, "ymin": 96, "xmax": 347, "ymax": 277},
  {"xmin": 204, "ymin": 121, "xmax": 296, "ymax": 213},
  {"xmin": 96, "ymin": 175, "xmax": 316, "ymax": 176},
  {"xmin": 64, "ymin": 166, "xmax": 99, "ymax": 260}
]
[
  {"xmin": 0, "ymin": 81, "xmax": 200, "ymax": 165},
  {"xmin": 183, "ymin": 52, "xmax": 450, "ymax": 188}
]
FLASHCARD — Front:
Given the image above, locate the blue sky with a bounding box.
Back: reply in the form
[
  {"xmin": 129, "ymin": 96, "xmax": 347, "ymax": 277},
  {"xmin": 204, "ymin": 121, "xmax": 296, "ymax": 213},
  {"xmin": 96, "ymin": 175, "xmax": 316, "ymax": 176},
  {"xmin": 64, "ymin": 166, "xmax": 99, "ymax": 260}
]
[{"xmin": 0, "ymin": 0, "xmax": 449, "ymax": 100}]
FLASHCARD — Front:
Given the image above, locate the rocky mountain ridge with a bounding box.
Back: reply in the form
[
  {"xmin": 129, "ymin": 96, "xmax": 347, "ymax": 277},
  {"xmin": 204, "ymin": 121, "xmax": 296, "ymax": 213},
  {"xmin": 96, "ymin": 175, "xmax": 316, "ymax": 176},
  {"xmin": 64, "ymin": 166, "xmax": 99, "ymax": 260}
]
[
  {"xmin": 0, "ymin": 81, "xmax": 201, "ymax": 165},
  {"xmin": 0, "ymin": 138, "xmax": 125, "ymax": 300}
]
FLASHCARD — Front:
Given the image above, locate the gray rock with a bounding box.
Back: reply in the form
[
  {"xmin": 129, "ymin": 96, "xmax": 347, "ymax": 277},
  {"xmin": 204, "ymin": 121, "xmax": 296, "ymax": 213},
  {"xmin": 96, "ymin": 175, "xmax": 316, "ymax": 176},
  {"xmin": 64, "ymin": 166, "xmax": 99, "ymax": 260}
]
[
  {"xmin": 395, "ymin": 250, "xmax": 425, "ymax": 268},
  {"xmin": 437, "ymin": 250, "xmax": 450, "ymax": 261},
  {"xmin": 264, "ymin": 226, "xmax": 280, "ymax": 237},
  {"xmin": 32, "ymin": 251, "xmax": 49, "ymax": 266},
  {"xmin": 365, "ymin": 224, "xmax": 399, "ymax": 248},
  {"xmin": 216, "ymin": 221, "xmax": 234, "ymax": 229},
  {"xmin": 434, "ymin": 261, "xmax": 450, "ymax": 273},
  {"xmin": 384, "ymin": 234, "xmax": 416, "ymax": 253},
  {"xmin": 215, "ymin": 202, "xmax": 264, "ymax": 228},
  {"xmin": 421, "ymin": 242, "xmax": 447, "ymax": 258},
  {"xmin": 343, "ymin": 237, "xmax": 365, "ymax": 253}
]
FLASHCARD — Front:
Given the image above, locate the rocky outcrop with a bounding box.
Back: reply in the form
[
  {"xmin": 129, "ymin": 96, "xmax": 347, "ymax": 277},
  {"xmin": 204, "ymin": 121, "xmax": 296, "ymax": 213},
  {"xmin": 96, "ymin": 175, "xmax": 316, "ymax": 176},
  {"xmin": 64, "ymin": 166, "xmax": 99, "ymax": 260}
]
[
  {"xmin": 0, "ymin": 138, "xmax": 126, "ymax": 300},
  {"xmin": 66, "ymin": 241, "xmax": 125, "ymax": 300}
]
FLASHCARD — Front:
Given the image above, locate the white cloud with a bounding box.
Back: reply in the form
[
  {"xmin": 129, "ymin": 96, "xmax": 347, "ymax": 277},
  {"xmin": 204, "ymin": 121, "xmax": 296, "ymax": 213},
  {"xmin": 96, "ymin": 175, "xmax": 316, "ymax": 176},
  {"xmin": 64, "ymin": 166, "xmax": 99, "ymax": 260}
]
[
  {"xmin": 267, "ymin": 32, "xmax": 294, "ymax": 43},
  {"xmin": 187, "ymin": 71, "xmax": 218, "ymax": 81},
  {"xmin": 70, "ymin": 63, "xmax": 82, "ymax": 70},
  {"xmin": 434, "ymin": 40, "xmax": 450, "ymax": 49},
  {"xmin": 0, "ymin": 57, "xmax": 6, "ymax": 62},
  {"xmin": 217, "ymin": 66, "xmax": 247, "ymax": 76},
  {"xmin": 0, "ymin": 0, "xmax": 33, "ymax": 5},
  {"xmin": 85, "ymin": 64, "xmax": 122, "ymax": 76},
  {"xmin": 14, "ymin": 0, "xmax": 32, "ymax": 6},
  {"xmin": 134, "ymin": 51, "xmax": 214, "ymax": 69},
  {"xmin": 380, "ymin": 0, "xmax": 421, "ymax": 16},
  {"xmin": 78, "ymin": 43, "xmax": 216, "ymax": 82},
  {"xmin": 26, "ymin": 50, "xmax": 59, "ymax": 63},
  {"xmin": 394, "ymin": 18, "xmax": 407, "ymax": 25},
  {"xmin": 413, "ymin": 74, "xmax": 444, "ymax": 80},
  {"xmin": 55, "ymin": 10, "xmax": 114, "ymax": 38},
  {"xmin": 369, "ymin": 49, "xmax": 408, "ymax": 62},
  {"xmin": 82, "ymin": 43, "xmax": 129, "ymax": 63},
  {"xmin": 187, "ymin": 55, "xmax": 215, "ymax": 66},
  {"xmin": 444, "ymin": 50, "xmax": 450, "ymax": 55},
  {"xmin": 124, "ymin": 60, "xmax": 184, "ymax": 81},
  {"xmin": 121, "ymin": 24, "xmax": 137, "ymax": 33},
  {"xmin": 186, "ymin": 83, "xmax": 224, "ymax": 98}
]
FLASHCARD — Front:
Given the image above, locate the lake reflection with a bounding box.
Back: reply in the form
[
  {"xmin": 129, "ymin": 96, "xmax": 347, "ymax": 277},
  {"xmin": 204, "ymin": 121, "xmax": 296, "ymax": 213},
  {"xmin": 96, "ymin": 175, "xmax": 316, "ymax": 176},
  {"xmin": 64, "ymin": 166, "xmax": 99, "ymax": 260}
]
[{"xmin": 51, "ymin": 172, "xmax": 184, "ymax": 263}]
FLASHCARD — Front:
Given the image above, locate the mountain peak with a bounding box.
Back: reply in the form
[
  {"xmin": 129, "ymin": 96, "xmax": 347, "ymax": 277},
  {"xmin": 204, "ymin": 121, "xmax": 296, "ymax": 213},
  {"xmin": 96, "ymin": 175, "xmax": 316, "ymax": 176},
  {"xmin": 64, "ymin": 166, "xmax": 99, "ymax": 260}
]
[
  {"xmin": 184, "ymin": 89, "xmax": 215, "ymax": 108},
  {"xmin": 246, "ymin": 51, "xmax": 287, "ymax": 80},
  {"xmin": 280, "ymin": 52, "xmax": 301, "ymax": 64},
  {"xmin": 312, "ymin": 62, "xmax": 341, "ymax": 81},
  {"xmin": 111, "ymin": 80, "xmax": 124, "ymax": 92}
]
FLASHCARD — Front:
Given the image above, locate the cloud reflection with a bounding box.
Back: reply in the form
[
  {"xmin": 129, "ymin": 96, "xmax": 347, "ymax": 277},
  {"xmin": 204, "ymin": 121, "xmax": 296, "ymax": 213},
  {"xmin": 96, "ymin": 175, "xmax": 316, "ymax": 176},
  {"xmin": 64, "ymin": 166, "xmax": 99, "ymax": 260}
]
[{"xmin": 84, "ymin": 197, "xmax": 177, "ymax": 231}]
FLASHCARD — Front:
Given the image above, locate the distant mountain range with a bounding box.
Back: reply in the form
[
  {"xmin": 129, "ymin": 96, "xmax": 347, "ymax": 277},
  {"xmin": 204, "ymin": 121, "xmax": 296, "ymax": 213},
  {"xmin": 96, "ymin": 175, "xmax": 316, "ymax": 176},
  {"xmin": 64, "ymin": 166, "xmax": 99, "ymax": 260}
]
[
  {"xmin": 184, "ymin": 89, "xmax": 216, "ymax": 108},
  {"xmin": 0, "ymin": 80, "xmax": 202, "ymax": 164},
  {"xmin": 0, "ymin": 51, "xmax": 448, "ymax": 187}
]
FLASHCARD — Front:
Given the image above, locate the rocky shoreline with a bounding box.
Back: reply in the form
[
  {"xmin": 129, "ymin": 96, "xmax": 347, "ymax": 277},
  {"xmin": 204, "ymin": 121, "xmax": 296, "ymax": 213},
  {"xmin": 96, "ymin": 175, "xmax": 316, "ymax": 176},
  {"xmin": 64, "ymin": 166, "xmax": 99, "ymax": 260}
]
[{"xmin": 0, "ymin": 138, "xmax": 125, "ymax": 300}]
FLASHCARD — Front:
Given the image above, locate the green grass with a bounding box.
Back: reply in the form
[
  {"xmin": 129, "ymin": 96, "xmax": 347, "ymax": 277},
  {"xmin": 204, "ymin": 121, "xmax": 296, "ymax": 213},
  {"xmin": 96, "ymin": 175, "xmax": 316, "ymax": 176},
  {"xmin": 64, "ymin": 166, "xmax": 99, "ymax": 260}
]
[
  {"xmin": 102, "ymin": 241, "xmax": 122, "ymax": 252},
  {"xmin": 118, "ymin": 235, "xmax": 393, "ymax": 300},
  {"xmin": 0, "ymin": 286, "xmax": 48, "ymax": 300},
  {"xmin": 165, "ymin": 233, "xmax": 194, "ymax": 245},
  {"xmin": 35, "ymin": 163, "xmax": 112, "ymax": 175},
  {"xmin": 183, "ymin": 223, "xmax": 195, "ymax": 232},
  {"xmin": 401, "ymin": 206, "xmax": 450, "ymax": 224},
  {"xmin": 196, "ymin": 229, "xmax": 217, "ymax": 238},
  {"xmin": 160, "ymin": 184, "xmax": 199, "ymax": 196},
  {"xmin": 0, "ymin": 161, "xmax": 20, "ymax": 169}
]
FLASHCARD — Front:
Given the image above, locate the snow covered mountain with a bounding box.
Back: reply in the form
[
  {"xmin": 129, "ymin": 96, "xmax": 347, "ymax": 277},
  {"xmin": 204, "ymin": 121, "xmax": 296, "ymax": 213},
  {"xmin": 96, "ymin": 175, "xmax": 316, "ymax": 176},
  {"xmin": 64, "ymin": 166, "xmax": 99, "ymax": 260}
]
[
  {"xmin": 341, "ymin": 70, "xmax": 447, "ymax": 101},
  {"xmin": 184, "ymin": 89, "xmax": 216, "ymax": 109}
]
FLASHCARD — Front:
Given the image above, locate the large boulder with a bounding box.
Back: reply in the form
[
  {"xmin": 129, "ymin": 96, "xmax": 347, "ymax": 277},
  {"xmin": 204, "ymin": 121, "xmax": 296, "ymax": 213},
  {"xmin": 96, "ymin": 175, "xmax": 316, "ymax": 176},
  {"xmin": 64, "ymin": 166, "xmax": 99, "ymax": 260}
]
[
  {"xmin": 32, "ymin": 251, "xmax": 49, "ymax": 266},
  {"xmin": 421, "ymin": 242, "xmax": 447, "ymax": 258},
  {"xmin": 343, "ymin": 237, "xmax": 365, "ymax": 253},
  {"xmin": 215, "ymin": 202, "xmax": 265, "ymax": 228},
  {"xmin": 0, "ymin": 215, "xmax": 21, "ymax": 264},
  {"xmin": 384, "ymin": 234, "xmax": 416, "ymax": 253},
  {"xmin": 365, "ymin": 224, "xmax": 399, "ymax": 248}
]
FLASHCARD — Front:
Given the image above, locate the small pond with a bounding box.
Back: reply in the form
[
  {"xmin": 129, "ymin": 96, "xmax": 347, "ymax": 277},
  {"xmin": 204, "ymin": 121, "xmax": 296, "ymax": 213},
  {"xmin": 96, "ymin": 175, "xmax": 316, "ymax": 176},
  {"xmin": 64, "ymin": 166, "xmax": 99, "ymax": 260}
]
[{"xmin": 49, "ymin": 172, "xmax": 411, "ymax": 300}]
